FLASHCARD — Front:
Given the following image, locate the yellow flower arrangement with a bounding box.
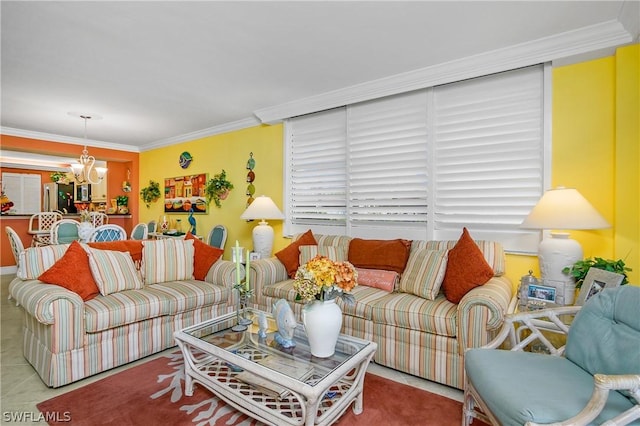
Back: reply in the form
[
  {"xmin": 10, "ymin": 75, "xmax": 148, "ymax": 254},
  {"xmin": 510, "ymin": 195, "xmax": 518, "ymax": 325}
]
[{"xmin": 293, "ymin": 255, "xmax": 358, "ymax": 304}]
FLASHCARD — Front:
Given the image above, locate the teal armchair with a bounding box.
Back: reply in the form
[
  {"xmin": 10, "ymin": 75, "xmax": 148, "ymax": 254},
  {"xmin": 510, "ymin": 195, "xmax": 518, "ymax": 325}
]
[{"xmin": 463, "ymin": 285, "xmax": 640, "ymax": 425}]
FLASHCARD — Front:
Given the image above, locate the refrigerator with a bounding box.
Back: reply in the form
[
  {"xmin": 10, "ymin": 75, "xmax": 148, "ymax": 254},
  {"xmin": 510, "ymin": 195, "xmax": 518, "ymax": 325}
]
[{"xmin": 43, "ymin": 183, "xmax": 77, "ymax": 213}]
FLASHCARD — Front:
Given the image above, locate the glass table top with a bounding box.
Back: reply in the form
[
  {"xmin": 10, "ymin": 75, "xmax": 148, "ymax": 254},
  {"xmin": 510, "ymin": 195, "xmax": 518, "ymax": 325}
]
[{"xmin": 179, "ymin": 308, "xmax": 372, "ymax": 386}]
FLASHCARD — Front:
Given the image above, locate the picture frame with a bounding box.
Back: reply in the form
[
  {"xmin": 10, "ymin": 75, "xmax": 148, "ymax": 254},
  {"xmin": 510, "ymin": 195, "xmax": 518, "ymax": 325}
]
[
  {"xmin": 249, "ymin": 252, "xmax": 261, "ymax": 261},
  {"xmin": 575, "ymin": 268, "xmax": 624, "ymax": 306},
  {"xmin": 527, "ymin": 283, "xmax": 557, "ymax": 303},
  {"xmin": 164, "ymin": 173, "xmax": 208, "ymax": 214}
]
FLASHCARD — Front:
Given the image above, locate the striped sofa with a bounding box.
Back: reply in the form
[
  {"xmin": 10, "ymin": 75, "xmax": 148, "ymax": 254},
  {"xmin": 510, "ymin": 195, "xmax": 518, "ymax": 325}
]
[
  {"xmin": 9, "ymin": 242, "xmax": 237, "ymax": 388},
  {"xmin": 250, "ymin": 234, "xmax": 513, "ymax": 390}
]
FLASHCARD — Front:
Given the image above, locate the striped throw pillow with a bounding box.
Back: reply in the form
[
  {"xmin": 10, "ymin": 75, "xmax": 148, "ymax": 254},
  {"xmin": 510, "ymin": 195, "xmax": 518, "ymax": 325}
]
[
  {"xmin": 141, "ymin": 239, "xmax": 195, "ymax": 285},
  {"xmin": 398, "ymin": 248, "xmax": 448, "ymax": 300},
  {"xmin": 298, "ymin": 245, "xmax": 347, "ymax": 266},
  {"xmin": 18, "ymin": 244, "xmax": 71, "ymax": 280},
  {"xmin": 86, "ymin": 248, "xmax": 143, "ymax": 296}
]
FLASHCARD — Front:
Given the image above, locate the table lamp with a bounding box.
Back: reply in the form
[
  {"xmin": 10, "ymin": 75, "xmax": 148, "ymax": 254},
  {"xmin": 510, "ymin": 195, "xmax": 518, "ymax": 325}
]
[
  {"xmin": 240, "ymin": 195, "xmax": 285, "ymax": 258},
  {"xmin": 520, "ymin": 187, "xmax": 610, "ymax": 285}
]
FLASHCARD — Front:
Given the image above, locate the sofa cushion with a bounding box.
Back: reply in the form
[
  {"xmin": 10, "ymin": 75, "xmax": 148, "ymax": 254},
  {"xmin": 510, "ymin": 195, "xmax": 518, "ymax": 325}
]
[
  {"xmin": 275, "ymin": 229, "xmax": 317, "ymax": 278},
  {"xmin": 186, "ymin": 232, "xmax": 224, "ymax": 280},
  {"xmin": 86, "ymin": 248, "xmax": 144, "ymax": 296},
  {"xmin": 298, "ymin": 245, "xmax": 347, "ymax": 265},
  {"xmin": 355, "ymin": 268, "xmax": 399, "ymax": 292},
  {"xmin": 141, "ymin": 239, "xmax": 195, "ymax": 284},
  {"xmin": 348, "ymin": 238, "xmax": 412, "ymax": 274},
  {"xmin": 87, "ymin": 240, "xmax": 144, "ymax": 268},
  {"xmin": 38, "ymin": 241, "xmax": 100, "ymax": 301},
  {"xmin": 262, "ymin": 279, "xmax": 300, "ymax": 302},
  {"xmin": 465, "ymin": 349, "xmax": 637, "ymax": 425},
  {"xmin": 18, "ymin": 244, "xmax": 71, "ymax": 280},
  {"xmin": 337, "ymin": 284, "xmax": 390, "ymax": 320},
  {"xmin": 314, "ymin": 234, "xmax": 352, "ymax": 251},
  {"xmin": 415, "ymin": 239, "xmax": 505, "ymax": 276},
  {"xmin": 370, "ymin": 292, "xmax": 458, "ymax": 337},
  {"xmin": 398, "ymin": 248, "xmax": 448, "ymax": 300},
  {"xmin": 441, "ymin": 228, "xmax": 494, "ymax": 304},
  {"xmin": 84, "ymin": 280, "xmax": 230, "ymax": 332}
]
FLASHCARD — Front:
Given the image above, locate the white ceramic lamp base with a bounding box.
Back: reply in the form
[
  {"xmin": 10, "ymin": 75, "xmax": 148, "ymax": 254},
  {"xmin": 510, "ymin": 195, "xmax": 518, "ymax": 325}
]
[
  {"xmin": 252, "ymin": 220, "xmax": 274, "ymax": 259},
  {"xmin": 538, "ymin": 232, "xmax": 582, "ymax": 305}
]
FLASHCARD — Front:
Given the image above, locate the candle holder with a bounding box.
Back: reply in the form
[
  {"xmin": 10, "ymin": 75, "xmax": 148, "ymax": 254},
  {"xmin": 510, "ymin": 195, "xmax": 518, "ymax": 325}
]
[{"xmin": 231, "ymin": 285, "xmax": 254, "ymax": 332}]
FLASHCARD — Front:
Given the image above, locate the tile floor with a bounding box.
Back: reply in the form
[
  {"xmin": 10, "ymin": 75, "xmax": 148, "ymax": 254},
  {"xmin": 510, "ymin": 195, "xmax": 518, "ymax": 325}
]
[{"xmin": 0, "ymin": 273, "xmax": 462, "ymax": 425}]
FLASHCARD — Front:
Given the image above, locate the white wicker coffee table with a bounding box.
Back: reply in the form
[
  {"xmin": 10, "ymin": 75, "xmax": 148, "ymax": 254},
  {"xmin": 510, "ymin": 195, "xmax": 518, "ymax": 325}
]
[{"xmin": 174, "ymin": 308, "xmax": 377, "ymax": 426}]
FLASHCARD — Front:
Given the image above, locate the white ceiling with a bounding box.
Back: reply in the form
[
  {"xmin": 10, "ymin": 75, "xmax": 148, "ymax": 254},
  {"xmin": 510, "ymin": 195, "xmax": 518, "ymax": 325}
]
[{"xmin": 1, "ymin": 1, "xmax": 638, "ymax": 153}]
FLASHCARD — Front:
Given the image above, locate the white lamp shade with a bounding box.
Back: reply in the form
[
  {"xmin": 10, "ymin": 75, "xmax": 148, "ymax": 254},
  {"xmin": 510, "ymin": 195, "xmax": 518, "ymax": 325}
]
[
  {"xmin": 241, "ymin": 196, "xmax": 284, "ymax": 258},
  {"xmin": 520, "ymin": 187, "xmax": 610, "ymax": 230},
  {"xmin": 240, "ymin": 196, "xmax": 285, "ymax": 221}
]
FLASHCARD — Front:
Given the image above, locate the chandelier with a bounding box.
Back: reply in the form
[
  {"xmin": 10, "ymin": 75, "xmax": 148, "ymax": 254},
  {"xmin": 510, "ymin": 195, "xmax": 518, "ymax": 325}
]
[{"xmin": 69, "ymin": 114, "xmax": 107, "ymax": 185}]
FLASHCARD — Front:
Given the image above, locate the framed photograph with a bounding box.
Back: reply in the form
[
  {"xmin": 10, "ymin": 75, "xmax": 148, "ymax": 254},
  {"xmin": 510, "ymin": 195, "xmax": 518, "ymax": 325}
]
[
  {"xmin": 575, "ymin": 268, "xmax": 624, "ymax": 305},
  {"xmin": 249, "ymin": 252, "xmax": 261, "ymax": 261},
  {"xmin": 527, "ymin": 283, "xmax": 557, "ymax": 303}
]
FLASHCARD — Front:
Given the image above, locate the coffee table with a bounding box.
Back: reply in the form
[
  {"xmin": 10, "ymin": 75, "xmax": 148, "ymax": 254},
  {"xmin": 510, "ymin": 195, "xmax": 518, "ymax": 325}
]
[{"xmin": 174, "ymin": 308, "xmax": 377, "ymax": 426}]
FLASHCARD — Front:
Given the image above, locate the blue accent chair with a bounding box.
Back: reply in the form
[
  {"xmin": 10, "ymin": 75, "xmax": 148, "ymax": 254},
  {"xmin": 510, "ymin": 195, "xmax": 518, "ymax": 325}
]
[{"xmin": 464, "ymin": 285, "xmax": 640, "ymax": 425}]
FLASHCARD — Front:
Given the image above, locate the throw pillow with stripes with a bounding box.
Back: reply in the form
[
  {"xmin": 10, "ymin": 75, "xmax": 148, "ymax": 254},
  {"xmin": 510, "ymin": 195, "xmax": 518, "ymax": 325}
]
[
  {"xmin": 398, "ymin": 248, "xmax": 448, "ymax": 300},
  {"xmin": 141, "ymin": 239, "xmax": 195, "ymax": 285},
  {"xmin": 86, "ymin": 248, "xmax": 143, "ymax": 296}
]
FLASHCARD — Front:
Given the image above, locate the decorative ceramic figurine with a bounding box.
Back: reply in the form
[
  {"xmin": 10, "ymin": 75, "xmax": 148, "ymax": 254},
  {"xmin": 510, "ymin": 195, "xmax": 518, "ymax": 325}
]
[
  {"xmin": 272, "ymin": 299, "xmax": 296, "ymax": 348},
  {"xmin": 257, "ymin": 311, "xmax": 268, "ymax": 340}
]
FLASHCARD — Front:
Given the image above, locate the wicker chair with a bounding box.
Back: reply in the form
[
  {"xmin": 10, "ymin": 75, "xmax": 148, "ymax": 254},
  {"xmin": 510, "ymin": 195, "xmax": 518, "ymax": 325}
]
[
  {"xmin": 463, "ymin": 285, "xmax": 640, "ymax": 426},
  {"xmin": 88, "ymin": 224, "xmax": 127, "ymax": 242},
  {"xmin": 89, "ymin": 212, "xmax": 109, "ymax": 227},
  {"xmin": 5, "ymin": 226, "xmax": 25, "ymax": 267},
  {"xmin": 206, "ymin": 225, "xmax": 227, "ymax": 249},
  {"xmin": 28, "ymin": 211, "xmax": 62, "ymax": 246},
  {"xmin": 50, "ymin": 219, "xmax": 81, "ymax": 244},
  {"xmin": 130, "ymin": 222, "xmax": 148, "ymax": 240}
]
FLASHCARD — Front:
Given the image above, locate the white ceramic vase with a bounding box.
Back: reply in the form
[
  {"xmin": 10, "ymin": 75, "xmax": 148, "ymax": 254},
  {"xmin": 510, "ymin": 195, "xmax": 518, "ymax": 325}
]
[
  {"xmin": 78, "ymin": 222, "xmax": 94, "ymax": 242},
  {"xmin": 302, "ymin": 298, "xmax": 342, "ymax": 358}
]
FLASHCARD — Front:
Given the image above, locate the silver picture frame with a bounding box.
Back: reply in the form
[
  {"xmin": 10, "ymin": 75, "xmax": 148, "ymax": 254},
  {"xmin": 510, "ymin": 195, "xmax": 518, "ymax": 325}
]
[{"xmin": 575, "ymin": 268, "xmax": 624, "ymax": 306}]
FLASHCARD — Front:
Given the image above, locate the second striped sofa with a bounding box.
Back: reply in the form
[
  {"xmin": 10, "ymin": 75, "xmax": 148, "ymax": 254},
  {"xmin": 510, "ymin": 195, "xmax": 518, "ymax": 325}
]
[{"xmin": 249, "ymin": 233, "xmax": 513, "ymax": 390}]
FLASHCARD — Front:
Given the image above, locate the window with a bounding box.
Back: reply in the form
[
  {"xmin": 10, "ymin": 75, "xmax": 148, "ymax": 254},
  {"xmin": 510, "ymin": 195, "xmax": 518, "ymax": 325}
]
[
  {"xmin": 285, "ymin": 65, "xmax": 549, "ymax": 253},
  {"xmin": 2, "ymin": 172, "xmax": 41, "ymax": 214}
]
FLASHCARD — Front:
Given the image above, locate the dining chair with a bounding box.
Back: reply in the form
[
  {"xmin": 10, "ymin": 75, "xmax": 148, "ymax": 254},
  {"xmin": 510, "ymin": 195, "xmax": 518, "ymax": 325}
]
[
  {"xmin": 88, "ymin": 224, "xmax": 127, "ymax": 242},
  {"xmin": 5, "ymin": 226, "xmax": 25, "ymax": 267},
  {"xmin": 89, "ymin": 212, "xmax": 109, "ymax": 227},
  {"xmin": 28, "ymin": 212, "xmax": 63, "ymax": 246},
  {"xmin": 50, "ymin": 219, "xmax": 81, "ymax": 244},
  {"xmin": 130, "ymin": 223, "xmax": 148, "ymax": 240},
  {"xmin": 206, "ymin": 225, "xmax": 227, "ymax": 249},
  {"xmin": 147, "ymin": 220, "xmax": 157, "ymax": 234}
]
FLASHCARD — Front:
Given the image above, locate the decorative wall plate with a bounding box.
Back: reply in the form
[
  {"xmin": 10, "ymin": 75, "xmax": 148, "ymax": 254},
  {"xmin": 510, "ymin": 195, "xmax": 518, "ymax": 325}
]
[{"xmin": 179, "ymin": 152, "xmax": 193, "ymax": 169}]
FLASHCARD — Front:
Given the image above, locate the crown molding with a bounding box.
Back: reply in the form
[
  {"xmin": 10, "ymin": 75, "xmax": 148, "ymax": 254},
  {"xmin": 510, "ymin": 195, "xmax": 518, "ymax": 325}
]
[
  {"xmin": 141, "ymin": 117, "xmax": 261, "ymax": 151},
  {"xmin": 0, "ymin": 127, "xmax": 140, "ymax": 152},
  {"xmin": 254, "ymin": 20, "xmax": 632, "ymax": 124}
]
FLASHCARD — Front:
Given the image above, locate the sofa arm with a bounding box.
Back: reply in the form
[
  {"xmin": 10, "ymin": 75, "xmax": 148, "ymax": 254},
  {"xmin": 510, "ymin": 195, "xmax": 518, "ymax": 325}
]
[
  {"xmin": 457, "ymin": 276, "xmax": 513, "ymax": 355},
  {"xmin": 249, "ymin": 257, "xmax": 289, "ymax": 304},
  {"xmin": 205, "ymin": 259, "xmax": 237, "ymax": 287},
  {"xmin": 8, "ymin": 277, "xmax": 85, "ymax": 351}
]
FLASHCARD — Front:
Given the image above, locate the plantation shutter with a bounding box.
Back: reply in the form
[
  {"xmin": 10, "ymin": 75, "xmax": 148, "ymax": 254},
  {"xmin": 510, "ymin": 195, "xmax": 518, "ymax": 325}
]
[
  {"xmin": 432, "ymin": 65, "xmax": 546, "ymax": 252},
  {"xmin": 347, "ymin": 91, "xmax": 429, "ymax": 239},
  {"xmin": 285, "ymin": 108, "xmax": 347, "ymax": 236}
]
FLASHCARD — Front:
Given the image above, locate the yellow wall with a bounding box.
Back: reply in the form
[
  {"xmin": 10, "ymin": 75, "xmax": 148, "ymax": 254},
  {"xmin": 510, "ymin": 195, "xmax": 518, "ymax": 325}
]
[
  {"xmin": 503, "ymin": 44, "xmax": 640, "ymax": 286},
  {"xmin": 140, "ymin": 44, "xmax": 640, "ymax": 284},
  {"xmin": 139, "ymin": 124, "xmax": 286, "ymax": 259}
]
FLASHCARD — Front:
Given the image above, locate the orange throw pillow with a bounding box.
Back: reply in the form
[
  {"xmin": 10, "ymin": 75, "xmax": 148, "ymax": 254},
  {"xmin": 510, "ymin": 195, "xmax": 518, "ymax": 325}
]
[
  {"xmin": 348, "ymin": 238, "xmax": 412, "ymax": 274},
  {"xmin": 441, "ymin": 227, "xmax": 494, "ymax": 304},
  {"xmin": 88, "ymin": 240, "xmax": 144, "ymax": 266},
  {"xmin": 186, "ymin": 232, "xmax": 224, "ymax": 280},
  {"xmin": 38, "ymin": 241, "xmax": 100, "ymax": 301},
  {"xmin": 275, "ymin": 230, "xmax": 317, "ymax": 278}
]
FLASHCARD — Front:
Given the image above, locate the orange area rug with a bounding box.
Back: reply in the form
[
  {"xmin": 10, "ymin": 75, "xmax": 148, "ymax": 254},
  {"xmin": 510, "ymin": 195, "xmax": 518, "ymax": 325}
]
[{"xmin": 37, "ymin": 351, "xmax": 477, "ymax": 425}]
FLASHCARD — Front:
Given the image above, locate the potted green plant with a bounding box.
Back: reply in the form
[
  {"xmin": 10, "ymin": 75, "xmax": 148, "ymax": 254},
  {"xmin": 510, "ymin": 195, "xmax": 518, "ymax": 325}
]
[
  {"xmin": 205, "ymin": 169, "xmax": 234, "ymax": 207},
  {"xmin": 563, "ymin": 257, "xmax": 631, "ymax": 289},
  {"xmin": 116, "ymin": 195, "xmax": 129, "ymax": 214},
  {"xmin": 140, "ymin": 180, "xmax": 161, "ymax": 208},
  {"xmin": 50, "ymin": 171, "xmax": 68, "ymax": 183}
]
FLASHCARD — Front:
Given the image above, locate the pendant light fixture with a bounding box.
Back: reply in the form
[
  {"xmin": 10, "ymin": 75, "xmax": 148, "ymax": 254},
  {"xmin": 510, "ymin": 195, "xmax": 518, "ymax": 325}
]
[{"xmin": 68, "ymin": 113, "xmax": 107, "ymax": 185}]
